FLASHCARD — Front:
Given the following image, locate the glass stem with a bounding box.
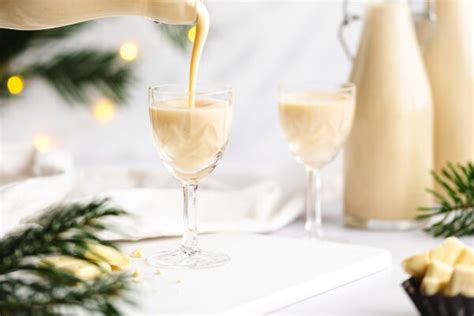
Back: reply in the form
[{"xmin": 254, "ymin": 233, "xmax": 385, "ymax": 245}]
[
  {"xmin": 305, "ymin": 168, "xmax": 324, "ymax": 238},
  {"xmin": 181, "ymin": 183, "xmax": 199, "ymax": 253}
]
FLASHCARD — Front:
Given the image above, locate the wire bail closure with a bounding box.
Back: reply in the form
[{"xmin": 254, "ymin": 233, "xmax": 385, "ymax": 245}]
[
  {"xmin": 338, "ymin": 0, "xmax": 437, "ymax": 62},
  {"xmin": 338, "ymin": 0, "xmax": 359, "ymax": 62}
]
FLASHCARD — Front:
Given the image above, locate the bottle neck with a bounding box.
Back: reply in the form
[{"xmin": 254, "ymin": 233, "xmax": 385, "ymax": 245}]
[{"xmin": 0, "ymin": 0, "xmax": 197, "ymax": 30}]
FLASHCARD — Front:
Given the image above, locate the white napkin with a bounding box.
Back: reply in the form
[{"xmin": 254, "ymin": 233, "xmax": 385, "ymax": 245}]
[
  {"xmin": 0, "ymin": 144, "xmax": 303, "ymax": 240},
  {"xmin": 0, "ymin": 143, "xmax": 75, "ymax": 234},
  {"xmin": 97, "ymin": 184, "xmax": 303, "ymax": 241}
]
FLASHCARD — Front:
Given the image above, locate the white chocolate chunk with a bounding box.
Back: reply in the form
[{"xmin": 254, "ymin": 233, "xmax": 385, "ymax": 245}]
[
  {"xmin": 41, "ymin": 256, "xmax": 111, "ymax": 281},
  {"xmin": 456, "ymin": 248, "xmax": 474, "ymax": 266},
  {"xmin": 421, "ymin": 277, "xmax": 444, "ymax": 296},
  {"xmin": 130, "ymin": 248, "xmax": 144, "ymax": 258},
  {"xmin": 444, "ymin": 265, "xmax": 474, "ymax": 297},
  {"xmin": 41, "ymin": 255, "xmax": 78, "ymax": 268},
  {"xmin": 428, "ymin": 237, "xmax": 465, "ymax": 265},
  {"xmin": 425, "ymin": 260, "xmax": 453, "ymax": 283},
  {"xmin": 401, "ymin": 237, "xmax": 473, "ymax": 297},
  {"xmin": 85, "ymin": 243, "xmax": 130, "ymax": 269},
  {"xmin": 73, "ymin": 263, "xmax": 106, "ymax": 281},
  {"xmin": 402, "ymin": 252, "xmax": 430, "ymax": 277},
  {"xmin": 419, "ymin": 260, "xmax": 454, "ymax": 295},
  {"xmin": 132, "ymin": 269, "xmax": 142, "ymax": 283}
]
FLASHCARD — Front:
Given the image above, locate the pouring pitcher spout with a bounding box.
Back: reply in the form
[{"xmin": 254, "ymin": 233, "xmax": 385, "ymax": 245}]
[{"xmin": 0, "ymin": 0, "xmax": 199, "ymax": 30}]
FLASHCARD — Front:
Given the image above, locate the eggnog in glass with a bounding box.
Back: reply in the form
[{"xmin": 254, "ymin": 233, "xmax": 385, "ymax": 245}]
[
  {"xmin": 148, "ymin": 85, "xmax": 233, "ymax": 269},
  {"xmin": 279, "ymin": 83, "xmax": 355, "ymax": 239},
  {"xmin": 147, "ymin": 2, "xmax": 234, "ymax": 269}
]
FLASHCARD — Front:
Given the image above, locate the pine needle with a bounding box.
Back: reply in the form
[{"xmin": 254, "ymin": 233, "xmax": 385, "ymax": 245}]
[
  {"xmin": 0, "ymin": 199, "xmax": 133, "ymax": 315},
  {"xmin": 0, "ymin": 21, "xmax": 188, "ymax": 106},
  {"xmin": 27, "ymin": 50, "xmax": 133, "ymax": 105},
  {"xmin": 0, "ymin": 24, "xmax": 87, "ymax": 66},
  {"xmin": 157, "ymin": 24, "xmax": 190, "ymax": 50},
  {"xmin": 417, "ymin": 162, "xmax": 474, "ymax": 237}
]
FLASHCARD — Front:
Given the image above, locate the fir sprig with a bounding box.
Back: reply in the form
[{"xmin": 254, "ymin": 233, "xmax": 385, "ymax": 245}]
[
  {"xmin": 0, "ymin": 26, "xmax": 133, "ymax": 105},
  {"xmin": 0, "ymin": 273, "xmax": 132, "ymax": 316},
  {"xmin": 0, "ymin": 22, "xmax": 188, "ymax": 106},
  {"xmin": 0, "ymin": 199, "xmax": 133, "ymax": 315},
  {"xmin": 417, "ymin": 162, "xmax": 474, "ymax": 237},
  {"xmin": 27, "ymin": 50, "xmax": 133, "ymax": 105},
  {"xmin": 0, "ymin": 24, "xmax": 86, "ymax": 65},
  {"xmin": 158, "ymin": 24, "xmax": 190, "ymax": 50}
]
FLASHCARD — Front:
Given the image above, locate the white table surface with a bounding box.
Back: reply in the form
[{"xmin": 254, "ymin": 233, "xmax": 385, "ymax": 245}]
[
  {"xmin": 120, "ymin": 210, "xmax": 473, "ymax": 315},
  {"xmin": 273, "ymin": 215, "xmax": 474, "ymax": 316}
]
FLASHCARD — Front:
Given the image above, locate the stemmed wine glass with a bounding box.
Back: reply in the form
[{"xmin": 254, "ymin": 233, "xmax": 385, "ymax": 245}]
[
  {"xmin": 278, "ymin": 82, "xmax": 355, "ymax": 239},
  {"xmin": 147, "ymin": 84, "xmax": 233, "ymax": 269}
]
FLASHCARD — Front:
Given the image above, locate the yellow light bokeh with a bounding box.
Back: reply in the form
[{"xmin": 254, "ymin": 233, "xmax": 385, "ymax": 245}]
[
  {"xmin": 7, "ymin": 75, "xmax": 24, "ymax": 95},
  {"xmin": 187, "ymin": 26, "xmax": 196, "ymax": 43},
  {"xmin": 33, "ymin": 133, "xmax": 54, "ymax": 152},
  {"xmin": 93, "ymin": 98, "xmax": 116, "ymax": 123},
  {"xmin": 119, "ymin": 42, "xmax": 138, "ymax": 62}
]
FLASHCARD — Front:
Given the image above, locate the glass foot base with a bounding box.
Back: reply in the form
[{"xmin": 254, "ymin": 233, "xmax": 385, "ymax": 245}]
[
  {"xmin": 147, "ymin": 246, "xmax": 230, "ymax": 269},
  {"xmin": 301, "ymin": 230, "xmax": 348, "ymax": 243},
  {"xmin": 344, "ymin": 213, "xmax": 424, "ymax": 231}
]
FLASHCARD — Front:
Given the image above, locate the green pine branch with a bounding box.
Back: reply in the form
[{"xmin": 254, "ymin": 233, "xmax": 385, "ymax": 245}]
[
  {"xmin": 417, "ymin": 162, "xmax": 474, "ymax": 237},
  {"xmin": 27, "ymin": 49, "xmax": 134, "ymax": 105},
  {"xmin": 0, "ymin": 22, "xmax": 189, "ymax": 106},
  {"xmin": 0, "ymin": 49, "xmax": 133, "ymax": 104},
  {"xmin": 0, "ymin": 25, "xmax": 134, "ymax": 105},
  {"xmin": 0, "ymin": 199, "xmax": 133, "ymax": 315},
  {"xmin": 0, "ymin": 24, "xmax": 87, "ymax": 66},
  {"xmin": 157, "ymin": 24, "xmax": 190, "ymax": 50},
  {"xmin": 0, "ymin": 273, "xmax": 132, "ymax": 316}
]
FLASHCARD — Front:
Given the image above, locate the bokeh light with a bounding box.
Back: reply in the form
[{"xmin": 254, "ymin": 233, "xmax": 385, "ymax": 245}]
[
  {"xmin": 7, "ymin": 75, "xmax": 24, "ymax": 95},
  {"xmin": 187, "ymin": 26, "xmax": 196, "ymax": 43},
  {"xmin": 119, "ymin": 42, "xmax": 138, "ymax": 62},
  {"xmin": 93, "ymin": 98, "xmax": 116, "ymax": 123},
  {"xmin": 33, "ymin": 133, "xmax": 54, "ymax": 152}
]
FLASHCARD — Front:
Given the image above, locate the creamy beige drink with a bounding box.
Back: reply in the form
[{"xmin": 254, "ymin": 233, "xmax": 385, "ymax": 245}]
[
  {"xmin": 344, "ymin": 2, "xmax": 433, "ymax": 226},
  {"xmin": 418, "ymin": 0, "xmax": 473, "ymax": 175},
  {"xmin": 279, "ymin": 93, "xmax": 355, "ymax": 169},
  {"xmin": 188, "ymin": 2, "xmax": 209, "ymax": 107},
  {"xmin": 147, "ymin": 2, "xmax": 232, "ymax": 266},
  {"xmin": 148, "ymin": 2, "xmax": 219, "ymax": 183},
  {"xmin": 149, "ymin": 98, "xmax": 232, "ymax": 182}
]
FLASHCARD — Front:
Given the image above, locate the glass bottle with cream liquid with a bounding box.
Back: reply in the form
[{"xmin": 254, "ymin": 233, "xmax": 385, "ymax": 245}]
[
  {"xmin": 415, "ymin": 0, "xmax": 473, "ymax": 177},
  {"xmin": 339, "ymin": 0, "xmax": 434, "ymax": 230}
]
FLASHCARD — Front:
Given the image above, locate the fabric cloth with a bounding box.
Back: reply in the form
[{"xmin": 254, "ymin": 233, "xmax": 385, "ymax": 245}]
[{"xmin": 0, "ymin": 144, "xmax": 303, "ymax": 240}]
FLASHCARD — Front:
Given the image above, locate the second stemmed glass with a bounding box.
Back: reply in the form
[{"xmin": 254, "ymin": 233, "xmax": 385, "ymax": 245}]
[
  {"xmin": 148, "ymin": 84, "xmax": 233, "ymax": 269},
  {"xmin": 278, "ymin": 82, "xmax": 355, "ymax": 239}
]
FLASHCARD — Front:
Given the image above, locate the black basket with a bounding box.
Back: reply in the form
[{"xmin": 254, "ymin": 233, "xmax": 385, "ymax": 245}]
[{"xmin": 402, "ymin": 277, "xmax": 474, "ymax": 316}]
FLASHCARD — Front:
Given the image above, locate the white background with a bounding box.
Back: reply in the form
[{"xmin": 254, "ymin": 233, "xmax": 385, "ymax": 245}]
[
  {"xmin": 1, "ymin": 3, "xmax": 472, "ymax": 314},
  {"xmin": 0, "ymin": 2, "xmax": 353, "ymax": 167},
  {"xmin": 1, "ymin": 1, "xmax": 366, "ymax": 212}
]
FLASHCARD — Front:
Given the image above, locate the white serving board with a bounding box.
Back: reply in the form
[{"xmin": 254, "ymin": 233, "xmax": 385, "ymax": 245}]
[{"xmin": 120, "ymin": 233, "xmax": 391, "ymax": 315}]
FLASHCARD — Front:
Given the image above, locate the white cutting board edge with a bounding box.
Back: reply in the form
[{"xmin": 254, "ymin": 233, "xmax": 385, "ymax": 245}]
[
  {"xmin": 226, "ymin": 246, "xmax": 391, "ymax": 315},
  {"xmin": 120, "ymin": 233, "xmax": 392, "ymax": 314}
]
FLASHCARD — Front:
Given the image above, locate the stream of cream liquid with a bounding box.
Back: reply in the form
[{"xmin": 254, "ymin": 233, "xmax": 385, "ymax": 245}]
[{"xmin": 188, "ymin": 2, "xmax": 210, "ymax": 108}]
